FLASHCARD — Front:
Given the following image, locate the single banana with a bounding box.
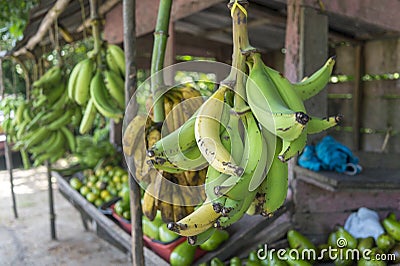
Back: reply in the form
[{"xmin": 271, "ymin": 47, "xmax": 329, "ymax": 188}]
[
  {"xmin": 307, "ymin": 115, "xmax": 342, "ymax": 134},
  {"xmin": 51, "ymin": 90, "xmax": 69, "ymax": 110},
  {"xmin": 29, "ymin": 131, "xmax": 58, "ymax": 155},
  {"xmin": 103, "ymin": 70, "xmax": 125, "ymax": 109},
  {"xmin": 75, "ymin": 58, "xmax": 95, "ymax": 105},
  {"xmin": 259, "ymin": 130, "xmax": 288, "ymax": 216},
  {"xmin": 33, "ymin": 66, "xmax": 62, "ymax": 89},
  {"xmin": 142, "ymin": 182, "xmax": 158, "ymax": 221},
  {"xmin": 41, "ymin": 108, "xmax": 65, "ymax": 124},
  {"xmin": 187, "ymin": 227, "xmax": 217, "ymax": 246},
  {"xmin": 47, "ymin": 109, "xmax": 73, "ymax": 130},
  {"xmin": 90, "ymin": 70, "xmax": 123, "ymax": 121},
  {"xmin": 79, "ymin": 98, "xmax": 97, "ymax": 134},
  {"xmin": 167, "ymin": 201, "xmax": 221, "ymax": 236},
  {"xmin": 46, "ymin": 82, "xmax": 66, "ymax": 105},
  {"xmin": 24, "ymin": 127, "xmax": 51, "ymax": 150},
  {"xmin": 60, "ymin": 126, "xmax": 76, "ymax": 153},
  {"xmin": 107, "ymin": 44, "xmax": 126, "ymax": 78},
  {"xmin": 215, "ymin": 112, "xmax": 268, "ymax": 200},
  {"xmin": 195, "ymin": 86, "xmax": 243, "ymax": 176},
  {"xmin": 246, "ymin": 53, "xmax": 309, "ymax": 142},
  {"xmin": 292, "ymin": 57, "xmax": 336, "ymax": 101},
  {"xmin": 68, "ymin": 61, "xmax": 83, "ymax": 100},
  {"xmin": 123, "ymin": 115, "xmax": 147, "ymax": 156},
  {"xmin": 279, "ymin": 129, "xmax": 307, "ymax": 162}
]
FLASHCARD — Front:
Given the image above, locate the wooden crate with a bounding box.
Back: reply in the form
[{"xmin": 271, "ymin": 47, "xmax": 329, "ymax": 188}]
[{"xmin": 292, "ymin": 159, "xmax": 400, "ymax": 244}]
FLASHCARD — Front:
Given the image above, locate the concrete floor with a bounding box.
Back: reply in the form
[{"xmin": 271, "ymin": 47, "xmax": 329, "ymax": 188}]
[{"xmin": 0, "ymin": 167, "xmax": 131, "ymax": 266}]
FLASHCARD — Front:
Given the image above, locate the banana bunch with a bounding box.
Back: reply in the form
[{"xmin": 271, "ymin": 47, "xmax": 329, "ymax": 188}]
[
  {"xmin": 124, "ymin": 85, "xmax": 206, "ymax": 223},
  {"xmin": 67, "ymin": 44, "xmax": 126, "ymax": 134},
  {"xmin": 12, "ymin": 66, "xmax": 79, "ymax": 166},
  {"xmin": 131, "ymin": 53, "xmax": 341, "ymax": 244}
]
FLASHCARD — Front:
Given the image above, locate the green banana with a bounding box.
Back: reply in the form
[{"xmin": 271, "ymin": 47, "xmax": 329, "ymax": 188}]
[
  {"xmin": 382, "ymin": 217, "xmax": 400, "ymax": 241},
  {"xmin": 47, "ymin": 109, "xmax": 73, "ymax": 130},
  {"xmin": 246, "ymin": 53, "xmax": 309, "ymax": 142},
  {"xmin": 103, "ymin": 70, "xmax": 125, "ymax": 108},
  {"xmin": 187, "ymin": 227, "xmax": 216, "ymax": 245},
  {"xmin": 195, "ymin": 85, "xmax": 243, "ymax": 176},
  {"xmin": 24, "ymin": 127, "xmax": 51, "ymax": 150},
  {"xmin": 51, "ymin": 90, "xmax": 69, "ymax": 110},
  {"xmin": 75, "ymin": 58, "xmax": 95, "ymax": 105},
  {"xmin": 307, "ymin": 115, "xmax": 342, "ymax": 134},
  {"xmin": 79, "ymin": 98, "xmax": 97, "ymax": 134},
  {"xmin": 68, "ymin": 60, "xmax": 83, "ymax": 100},
  {"xmin": 29, "ymin": 131, "xmax": 58, "ymax": 155},
  {"xmin": 292, "ymin": 57, "xmax": 336, "ymax": 101},
  {"xmin": 90, "ymin": 70, "xmax": 123, "ymax": 121},
  {"xmin": 215, "ymin": 112, "xmax": 267, "ymax": 200},
  {"xmin": 198, "ymin": 229, "xmax": 229, "ymax": 250},
  {"xmin": 33, "ymin": 66, "xmax": 62, "ymax": 89},
  {"xmin": 279, "ymin": 129, "xmax": 307, "ymax": 162},
  {"xmin": 15, "ymin": 101, "xmax": 27, "ymax": 125},
  {"xmin": 60, "ymin": 126, "xmax": 76, "ymax": 153},
  {"xmin": 41, "ymin": 108, "xmax": 65, "ymax": 124},
  {"xmin": 107, "ymin": 44, "xmax": 126, "ymax": 77},
  {"xmin": 46, "ymin": 82, "xmax": 66, "ymax": 104},
  {"xmin": 259, "ymin": 130, "xmax": 288, "ymax": 216}
]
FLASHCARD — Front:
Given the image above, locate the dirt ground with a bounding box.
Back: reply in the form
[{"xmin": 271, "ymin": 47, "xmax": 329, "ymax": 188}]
[{"xmin": 0, "ymin": 166, "xmax": 132, "ymax": 266}]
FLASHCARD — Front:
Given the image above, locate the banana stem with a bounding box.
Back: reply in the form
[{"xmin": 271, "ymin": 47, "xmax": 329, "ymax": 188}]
[
  {"xmin": 89, "ymin": 0, "xmax": 102, "ymax": 65},
  {"xmin": 150, "ymin": 0, "xmax": 173, "ymax": 123},
  {"xmin": 228, "ymin": 0, "xmax": 254, "ymax": 112}
]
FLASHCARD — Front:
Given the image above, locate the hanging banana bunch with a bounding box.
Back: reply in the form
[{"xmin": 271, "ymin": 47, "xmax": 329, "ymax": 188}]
[{"xmin": 12, "ymin": 65, "xmax": 79, "ymax": 167}]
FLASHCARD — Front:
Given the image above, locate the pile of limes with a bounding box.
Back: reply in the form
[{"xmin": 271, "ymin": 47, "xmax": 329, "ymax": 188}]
[{"xmin": 69, "ymin": 165, "xmax": 129, "ymax": 208}]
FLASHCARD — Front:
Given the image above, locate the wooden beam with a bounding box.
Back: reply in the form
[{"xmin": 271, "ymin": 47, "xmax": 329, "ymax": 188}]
[
  {"xmin": 275, "ymin": 0, "xmax": 400, "ymax": 34},
  {"xmin": 77, "ymin": 0, "xmax": 121, "ymax": 32},
  {"xmin": 13, "ymin": 0, "xmax": 71, "ymax": 56}
]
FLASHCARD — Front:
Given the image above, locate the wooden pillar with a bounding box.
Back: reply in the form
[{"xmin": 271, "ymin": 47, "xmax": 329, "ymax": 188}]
[
  {"xmin": 284, "ymin": 0, "xmax": 328, "ymax": 181},
  {"xmin": 164, "ymin": 21, "xmax": 175, "ymax": 85}
]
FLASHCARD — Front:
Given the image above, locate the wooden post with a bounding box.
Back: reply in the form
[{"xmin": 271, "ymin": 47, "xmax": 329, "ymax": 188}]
[
  {"xmin": 352, "ymin": 45, "xmax": 364, "ymax": 151},
  {"xmin": 123, "ymin": 0, "xmax": 144, "ymax": 265},
  {"xmin": 284, "ymin": 0, "xmax": 328, "ymax": 181},
  {"xmin": 4, "ymin": 139, "xmax": 18, "ymax": 219},
  {"xmin": 46, "ymin": 160, "xmax": 57, "ymax": 240}
]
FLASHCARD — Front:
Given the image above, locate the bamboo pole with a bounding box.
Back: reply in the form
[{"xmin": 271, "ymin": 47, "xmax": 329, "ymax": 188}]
[
  {"xmin": 123, "ymin": 0, "xmax": 144, "ymax": 264},
  {"xmin": 150, "ymin": 0, "xmax": 173, "ymax": 123}
]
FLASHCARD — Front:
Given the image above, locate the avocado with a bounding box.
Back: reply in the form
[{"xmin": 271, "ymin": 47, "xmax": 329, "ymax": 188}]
[
  {"xmin": 199, "ymin": 229, "xmax": 229, "ymax": 251},
  {"xmin": 170, "ymin": 241, "xmax": 197, "ymax": 266}
]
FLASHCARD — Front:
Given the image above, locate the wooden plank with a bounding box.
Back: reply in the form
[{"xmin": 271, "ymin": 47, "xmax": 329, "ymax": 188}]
[
  {"xmin": 364, "ymin": 38, "xmax": 400, "ymax": 74},
  {"xmin": 361, "ymin": 134, "xmax": 400, "ymax": 153},
  {"xmin": 360, "ymin": 98, "xmax": 388, "ymax": 129},
  {"xmin": 352, "ymin": 45, "xmax": 363, "ymax": 150},
  {"xmin": 363, "ymin": 80, "xmax": 400, "ymax": 97},
  {"xmin": 294, "ymin": 165, "xmax": 400, "ymax": 191},
  {"xmin": 327, "ymin": 82, "xmax": 354, "ymax": 94},
  {"xmin": 334, "ymin": 45, "xmax": 356, "ymax": 76},
  {"xmin": 293, "ymin": 178, "xmax": 400, "ymax": 213}
]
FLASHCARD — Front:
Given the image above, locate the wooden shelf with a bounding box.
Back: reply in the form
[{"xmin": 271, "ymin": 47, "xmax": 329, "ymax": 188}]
[
  {"xmin": 294, "ymin": 165, "xmax": 400, "ymax": 191},
  {"xmin": 54, "ymin": 171, "xmax": 169, "ymax": 266}
]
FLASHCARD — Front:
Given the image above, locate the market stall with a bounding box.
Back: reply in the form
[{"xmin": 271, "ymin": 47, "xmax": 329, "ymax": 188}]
[{"xmin": 1, "ymin": 0, "xmax": 400, "ymax": 265}]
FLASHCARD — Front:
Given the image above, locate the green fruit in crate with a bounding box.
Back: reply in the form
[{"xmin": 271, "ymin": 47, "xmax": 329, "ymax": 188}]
[
  {"xmin": 287, "ymin": 230, "xmax": 316, "ymax": 253},
  {"xmin": 210, "ymin": 257, "xmax": 225, "ymax": 266},
  {"xmin": 114, "ymin": 200, "xmax": 129, "ymax": 216},
  {"xmin": 336, "ymin": 226, "xmax": 357, "ymax": 249},
  {"xmin": 79, "ymin": 186, "xmax": 90, "ymax": 197},
  {"xmin": 100, "ymin": 190, "xmax": 111, "ymax": 200},
  {"xmin": 170, "ymin": 241, "xmax": 197, "ymax": 266},
  {"xmin": 328, "ymin": 230, "xmax": 338, "ymax": 247},
  {"xmin": 119, "ymin": 186, "xmax": 130, "ymax": 202},
  {"xmin": 389, "ymin": 243, "xmax": 400, "ymax": 263},
  {"xmin": 69, "ymin": 177, "xmax": 83, "ymax": 190},
  {"xmin": 316, "ymin": 243, "xmax": 331, "ymax": 262},
  {"xmin": 159, "ymin": 223, "xmax": 179, "ymax": 243},
  {"xmin": 357, "ymin": 248, "xmax": 387, "ymax": 266},
  {"xmin": 357, "ymin": 237, "xmax": 375, "ymax": 252},
  {"xmin": 94, "ymin": 198, "xmax": 104, "ymax": 207},
  {"xmin": 282, "ymin": 250, "xmax": 312, "ymax": 266},
  {"xmin": 260, "ymin": 251, "xmax": 288, "ymax": 266},
  {"xmin": 86, "ymin": 192, "xmax": 98, "ymax": 203},
  {"xmin": 230, "ymin": 257, "xmax": 242, "ymax": 266},
  {"xmin": 91, "ymin": 187, "xmax": 101, "ymax": 196},
  {"xmin": 88, "ymin": 174, "xmax": 98, "ymax": 183},
  {"xmin": 387, "ymin": 212, "xmax": 396, "ymax": 221},
  {"xmin": 382, "ymin": 217, "xmax": 400, "ymax": 241},
  {"xmin": 122, "ymin": 211, "xmax": 131, "ymax": 220},
  {"xmin": 142, "ymin": 216, "xmax": 160, "ymax": 240},
  {"xmin": 248, "ymin": 250, "xmax": 261, "ymax": 265},
  {"xmin": 376, "ymin": 234, "xmax": 395, "ymax": 252},
  {"xmin": 199, "ymin": 229, "xmax": 229, "ymax": 251}
]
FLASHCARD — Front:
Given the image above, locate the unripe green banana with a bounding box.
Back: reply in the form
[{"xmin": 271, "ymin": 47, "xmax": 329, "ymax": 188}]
[
  {"xmin": 279, "ymin": 129, "xmax": 307, "ymax": 162},
  {"xmin": 68, "ymin": 60, "xmax": 83, "ymax": 100},
  {"xmin": 293, "ymin": 57, "xmax": 336, "ymax": 101},
  {"xmin": 79, "ymin": 98, "xmax": 97, "ymax": 134},
  {"xmin": 307, "ymin": 115, "xmax": 342, "ymax": 134},
  {"xmin": 60, "ymin": 126, "xmax": 76, "ymax": 153},
  {"xmin": 33, "ymin": 66, "xmax": 62, "ymax": 89},
  {"xmin": 46, "ymin": 82, "xmax": 66, "ymax": 104},
  {"xmin": 29, "ymin": 131, "xmax": 58, "ymax": 155},
  {"xmin": 51, "ymin": 90, "xmax": 69, "ymax": 110},
  {"xmin": 75, "ymin": 58, "xmax": 95, "ymax": 105},
  {"xmin": 246, "ymin": 53, "xmax": 309, "ymax": 142},
  {"xmin": 90, "ymin": 70, "xmax": 123, "ymax": 121},
  {"xmin": 195, "ymin": 86, "xmax": 243, "ymax": 176},
  {"xmin": 41, "ymin": 108, "xmax": 65, "ymax": 124},
  {"xmin": 24, "ymin": 127, "xmax": 51, "ymax": 150},
  {"xmin": 107, "ymin": 44, "xmax": 126, "ymax": 77},
  {"xmin": 47, "ymin": 109, "xmax": 73, "ymax": 130},
  {"xmin": 259, "ymin": 130, "xmax": 288, "ymax": 215},
  {"xmin": 15, "ymin": 102, "xmax": 27, "ymax": 125},
  {"xmin": 103, "ymin": 70, "xmax": 125, "ymax": 108}
]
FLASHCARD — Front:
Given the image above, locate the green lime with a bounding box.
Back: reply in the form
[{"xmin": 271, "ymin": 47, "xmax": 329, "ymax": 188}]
[
  {"xmin": 69, "ymin": 177, "xmax": 83, "ymax": 190},
  {"xmin": 94, "ymin": 198, "xmax": 104, "ymax": 207},
  {"xmin": 91, "ymin": 187, "xmax": 101, "ymax": 196},
  {"xmin": 100, "ymin": 190, "xmax": 111, "ymax": 200},
  {"xmin": 79, "ymin": 186, "xmax": 90, "ymax": 196},
  {"xmin": 86, "ymin": 192, "xmax": 98, "ymax": 203},
  {"xmin": 88, "ymin": 174, "xmax": 98, "ymax": 183},
  {"xmin": 122, "ymin": 211, "xmax": 131, "ymax": 220}
]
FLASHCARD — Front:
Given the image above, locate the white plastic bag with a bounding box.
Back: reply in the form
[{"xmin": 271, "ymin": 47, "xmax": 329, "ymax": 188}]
[{"xmin": 344, "ymin": 207, "xmax": 384, "ymax": 241}]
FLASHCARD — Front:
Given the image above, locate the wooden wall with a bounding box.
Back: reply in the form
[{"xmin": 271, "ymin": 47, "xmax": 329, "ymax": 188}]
[{"xmin": 327, "ymin": 38, "xmax": 400, "ymax": 153}]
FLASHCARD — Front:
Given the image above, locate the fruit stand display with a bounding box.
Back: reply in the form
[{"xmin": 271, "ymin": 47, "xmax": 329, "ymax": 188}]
[{"xmin": 1, "ymin": 0, "xmax": 400, "ymax": 265}]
